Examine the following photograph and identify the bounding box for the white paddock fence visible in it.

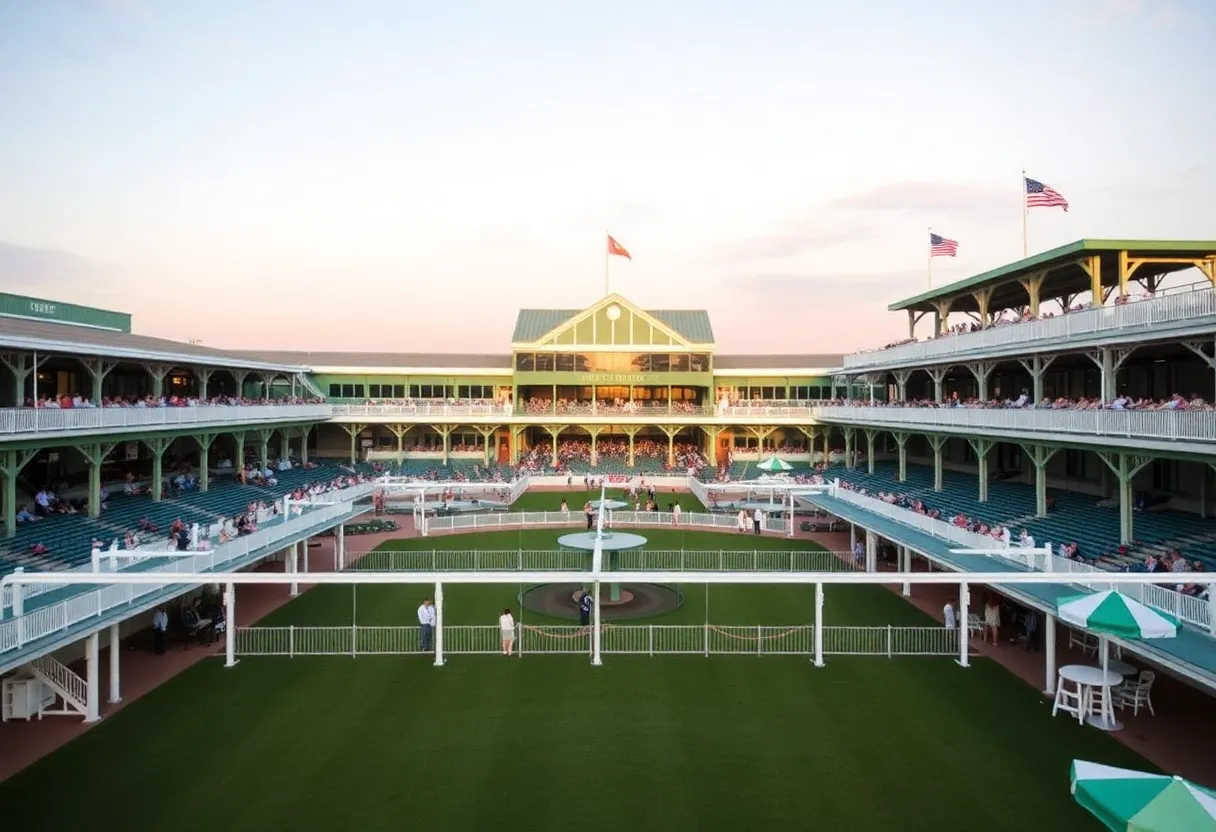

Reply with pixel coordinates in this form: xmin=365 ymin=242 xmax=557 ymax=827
xmin=347 ymin=548 xmax=855 ymax=572
xmin=234 ymin=624 xmax=965 ymax=659
xmin=422 ymin=509 xmax=801 ymax=536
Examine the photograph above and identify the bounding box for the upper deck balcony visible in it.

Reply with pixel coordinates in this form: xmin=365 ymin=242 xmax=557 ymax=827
xmin=0 ymin=403 xmax=333 ymax=441
xmin=811 ymin=404 xmax=1216 ymax=450
xmin=844 ymin=287 xmax=1216 ymax=372
xmin=844 ymin=240 xmax=1216 ymax=373
xmin=330 ymin=399 xmax=834 ymax=423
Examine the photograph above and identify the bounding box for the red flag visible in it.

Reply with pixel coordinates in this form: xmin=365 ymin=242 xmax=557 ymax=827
xmin=607 ymin=234 xmax=631 ymax=260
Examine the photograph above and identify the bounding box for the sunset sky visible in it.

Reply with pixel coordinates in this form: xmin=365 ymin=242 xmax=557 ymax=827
xmin=1 ymin=0 xmax=1213 ymax=354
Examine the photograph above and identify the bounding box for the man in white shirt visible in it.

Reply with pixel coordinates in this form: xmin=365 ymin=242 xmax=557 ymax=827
xmin=152 ymin=607 xmax=169 ymax=654
xmin=418 ymin=599 xmax=436 ymax=652
xmin=943 ymin=600 xmax=957 ymax=631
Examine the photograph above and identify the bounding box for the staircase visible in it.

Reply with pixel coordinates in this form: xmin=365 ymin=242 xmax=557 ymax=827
xmin=29 ymin=654 xmax=88 ymax=718
xmin=296 ymin=372 xmax=326 ymax=400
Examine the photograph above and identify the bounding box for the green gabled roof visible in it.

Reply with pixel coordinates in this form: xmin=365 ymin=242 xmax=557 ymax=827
xmin=890 ymin=239 xmax=1216 ymax=314
xmin=512 ymin=304 xmax=715 ymax=344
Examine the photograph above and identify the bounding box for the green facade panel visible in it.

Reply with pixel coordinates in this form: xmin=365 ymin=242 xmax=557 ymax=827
xmin=514 ymin=371 xmax=710 ymax=387
xmin=0 ymin=292 xmax=131 ymax=332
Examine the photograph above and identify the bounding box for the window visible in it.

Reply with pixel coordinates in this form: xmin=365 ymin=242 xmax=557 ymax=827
xmin=555 ymin=353 xmax=575 ymax=372
xmin=393 ymin=385 xmax=405 ymax=397
xmin=409 ymin=385 xmax=420 ymax=398
xmin=458 ymin=385 xmax=469 ymax=398
xmin=328 ymin=384 xmax=342 ymax=397
xmin=369 ymin=384 xmax=382 ymax=397
xmin=353 ymin=384 xmax=365 ymax=398
xmin=535 ymin=354 xmax=554 ymax=372
xmin=689 ymin=354 xmax=709 ymax=372
xmin=671 ymin=354 xmax=690 ymax=372
xmin=516 ymin=353 xmax=535 ymax=371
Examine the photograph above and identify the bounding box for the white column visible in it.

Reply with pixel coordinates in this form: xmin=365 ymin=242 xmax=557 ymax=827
xmin=812 ymin=582 xmax=824 ymax=667
xmin=433 ymin=581 xmax=445 ymax=667
xmin=591 ymin=580 xmax=602 ymax=666
xmin=901 ymin=546 xmax=911 ymax=596
xmin=224 ymin=581 xmax=238 ymax=668
xmin=289 ymin=541 xmax=299 ymax=596
xmin=849 ymin=523 xmax=856 ymax=551
xmin=336 ymin=524 xmax=346 ymax=570
xmin=107 ymin=623 xmax=121 ymax=704
xmin=865 ymin=529 xmax=877 ymax=573
xmin=12 ymin=569 xmax=24 ymax=645
xmin=302 ymin=537 xmax=310 ymax=574
xmin=1043 ymin=615 xmax=1057 ymax=695
xmin=85 ymin=632 xmax=100 ymax=722
xmin=956 ymin=582 xmax=970 ymax=669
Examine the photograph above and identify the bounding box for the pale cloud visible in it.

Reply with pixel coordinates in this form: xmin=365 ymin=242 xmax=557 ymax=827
xmin=715 ymin=222 xmax=879 ymax=263
xmin=0 ymin=242 xmax=126 ymax=308
xmin=821 ymin=182 xmax=1012 ymax=220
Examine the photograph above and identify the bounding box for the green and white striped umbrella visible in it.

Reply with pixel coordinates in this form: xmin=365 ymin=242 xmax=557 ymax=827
xmin=1056 ymin=590 xmax=1179 ymax=640
xmin=1071 ymin=760 xmax=1216 ymax=831
xmin=756 ymin=456 xmax=793 ymax=473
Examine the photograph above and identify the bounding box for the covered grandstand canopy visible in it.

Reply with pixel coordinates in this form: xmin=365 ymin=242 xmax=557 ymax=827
xmin=889 ymin=239 xmax=1216 ymax=317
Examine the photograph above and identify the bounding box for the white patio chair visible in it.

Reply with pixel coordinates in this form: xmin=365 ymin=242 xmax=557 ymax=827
xmin=1069 ymin=630 xmax=1098 ymax=656
xmin=1116 ymin=671 xmax=1156 ymax=716
xmin=1052 ymin=674 xmax=1085 ymax=724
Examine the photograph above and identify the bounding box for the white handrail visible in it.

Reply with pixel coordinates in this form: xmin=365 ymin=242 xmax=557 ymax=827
xmin=829 ymin=489 xmax=1212 ymax=630
xmin=0 ymin=496 xmax=369 ymax=656
xmin=843 ymin=288 xmax=1216 ymax=370
xmin=0 ymin=403 xmax=333 ymax=435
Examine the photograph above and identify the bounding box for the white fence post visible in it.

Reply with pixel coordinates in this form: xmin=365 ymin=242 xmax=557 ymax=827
xmin=813 ymin=582 xmax=824 ymax=667
xmin=434 ymin=581 xmax=445 ymax=667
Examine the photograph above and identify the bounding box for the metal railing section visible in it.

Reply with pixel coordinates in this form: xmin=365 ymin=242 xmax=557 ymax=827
xmin=347 ymin=548 xmax=853 ymax=572
xmin=812 ymin=405 xmax=1216 ymax=443
xmin=0 ymin=499 xmax=364 ymax=656
xmin=829 ymin=489 xmax=1213 ymax=632
xmin=422 ymin=510 xmax=790 ymax=535
xmin=0 ymin=403 xmax=333 ymax=435
xmin=234 ymin=624 xmax=962 ymax=657
xmin=843 ymin=287 xmax=1216 ymax=370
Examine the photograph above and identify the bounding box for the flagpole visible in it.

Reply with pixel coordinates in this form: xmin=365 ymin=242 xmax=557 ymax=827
xmin=1021 ymin=169 xmax=1028 ymax=259
xmin=604 ymin=229 xmax=610 ymax=295
xmin=927 ymin=226 xmax=933 ymax=289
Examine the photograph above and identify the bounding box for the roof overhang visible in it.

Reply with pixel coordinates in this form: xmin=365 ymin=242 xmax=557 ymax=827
xmin=309 ymin=365 xmax=515 ymax=376
xmin=714 ymin=367 xmax=839 ymax=377
xmin=0 ymin=333 xmax=308 ymax=373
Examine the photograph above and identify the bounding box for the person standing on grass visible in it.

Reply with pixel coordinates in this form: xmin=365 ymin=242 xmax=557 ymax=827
xmin=499 ymin=607 xmax=516 ymax=656
xmin=672 ymin=503 xmax=682 ymax=526
xmin=578 ymin=590 xmax=592 ymax=626
xmin=753 ymin=507 xmax=764 ymax=535
xmin=737 ymin=509 xmax=748 ymax=533
xmin=584 ymin=501 xmax=594 ymax=530
xmin=418 ymin=598 xmax=436 ymax=652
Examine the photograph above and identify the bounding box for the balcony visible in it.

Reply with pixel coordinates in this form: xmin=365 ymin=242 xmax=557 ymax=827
xmin=843 ymin=287 xmax=1216 ymax=371
xmin=0 ymin=404 xmax=334 ymax=440
xmin=812 ymin=405 xmax=1216 ymax=445
xmin=332 ymin=400 xmax=833 ymax=422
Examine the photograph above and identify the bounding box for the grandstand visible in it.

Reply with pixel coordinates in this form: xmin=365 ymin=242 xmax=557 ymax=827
xmin=6 ymin=247 xmax=1216 ymax=827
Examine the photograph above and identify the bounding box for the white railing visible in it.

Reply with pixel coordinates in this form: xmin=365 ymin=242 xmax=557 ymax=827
xmin=0 ymin=403 xmax=333 ymax=436
xmin=347 ymin=548 xmax=853 ymax=572
xmin=1 ymin=481 xmax=379 ymax=611
xmin=234 ymin=624 xmax=962 ymax=657
xmin=828 ymin=488 xmax=1214 ymax=631
xmin=812 ymin=405 xmax=1216 ymax=443
xmin=422 ymin=509 xmax=793 ymax=535
xmin=843 ymin=287 xmax=1216 ymax=370
xmin=0 ymin=499 xmax=365 ymax=657
xmin=332 ymin=402 xmax=515 ymax=419
xmin=30 ymin=654 xmax=87 ymax=707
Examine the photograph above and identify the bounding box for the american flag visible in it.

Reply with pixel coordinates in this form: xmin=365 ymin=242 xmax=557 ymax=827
xmin=1025 ymin=177 xmax=1069 ymax=211
xmin=929 ymin=233 xmax=958 ymax=257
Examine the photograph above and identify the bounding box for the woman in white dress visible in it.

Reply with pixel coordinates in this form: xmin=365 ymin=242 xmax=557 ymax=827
xmin=499 ymin=607 xmax=516 ymax=656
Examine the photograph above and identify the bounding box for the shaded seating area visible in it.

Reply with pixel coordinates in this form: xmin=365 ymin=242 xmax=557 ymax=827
xmin=826 ymin=461 xmax=1216 ymax=574
xmin=1 ymin=460 xmax=357 ymax=575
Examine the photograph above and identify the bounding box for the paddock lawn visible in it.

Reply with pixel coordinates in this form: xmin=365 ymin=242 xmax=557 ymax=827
xmin=0 ymin=525 xmax=1147 ymax=831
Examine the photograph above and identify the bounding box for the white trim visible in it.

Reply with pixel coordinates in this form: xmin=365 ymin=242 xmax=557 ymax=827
xmin=713 ymin=367 xmax=837 ymax=377
xmin=0 ymin=312 xmax=125 ymax=332
xmin=512 ymin=344 xmax=711 ymax=353
xmin=310 ymin=365 xmax=514 ymax=376
xmin=520 ymin=294 xmax=701 ymax=350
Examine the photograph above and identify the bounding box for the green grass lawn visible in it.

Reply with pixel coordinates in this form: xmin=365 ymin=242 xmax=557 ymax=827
xmin=0 ymin=527 xmax=1146 ymax=832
